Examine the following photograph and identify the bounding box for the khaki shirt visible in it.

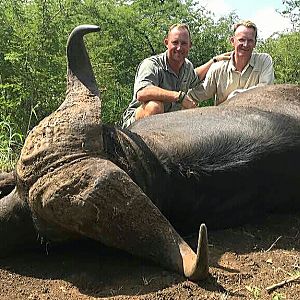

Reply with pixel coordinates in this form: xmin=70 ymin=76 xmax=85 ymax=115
xmin=188 ymin=52 xmax=274 ymax=105
xmin=122 ymin=51 xmax=200 ymax=128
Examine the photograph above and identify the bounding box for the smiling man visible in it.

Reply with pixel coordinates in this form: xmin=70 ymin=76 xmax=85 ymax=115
xmin=188 ymin=20 xmax=274 ymax=105
xmin=122 ymin=23 xmax=230 ymax=128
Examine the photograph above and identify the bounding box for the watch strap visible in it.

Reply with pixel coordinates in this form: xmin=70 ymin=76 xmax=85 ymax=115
xmin=177 ymin=91 xmax=186 ymax=104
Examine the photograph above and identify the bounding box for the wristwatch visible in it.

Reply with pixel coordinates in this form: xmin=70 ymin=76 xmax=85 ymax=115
xmin=212 ymin=57 xmax=218 ymax=63
xmin=177 ymin=91 xmax=186 ymax=104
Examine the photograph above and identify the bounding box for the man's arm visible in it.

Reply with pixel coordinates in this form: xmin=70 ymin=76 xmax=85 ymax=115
xmin=188 ymin=64 xmax=219 ymax=102
xmin=137 ymin=86 xmax=178 ymax=103
xmin=257 ymin=53 xmax=274 ymax=85
xmin=137 ymin=86 xmax=197 ymax=109
xmin=195 ymin=52 xmax=231 ymax=80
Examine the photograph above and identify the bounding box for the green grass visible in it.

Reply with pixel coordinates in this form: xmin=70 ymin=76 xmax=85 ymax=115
xmin=0 ymin=121 xmax=23 ymax=171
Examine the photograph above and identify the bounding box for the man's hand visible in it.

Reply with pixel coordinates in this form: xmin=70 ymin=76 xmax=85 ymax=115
xmin=181 ymin=94 xmax=197 ymax=109
xmin=213 ymin=51 xmax=232 ymax=62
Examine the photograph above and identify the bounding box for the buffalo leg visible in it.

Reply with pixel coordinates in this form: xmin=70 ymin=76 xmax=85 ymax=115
xmin=0 ymin=189 xmax=38 ymax=256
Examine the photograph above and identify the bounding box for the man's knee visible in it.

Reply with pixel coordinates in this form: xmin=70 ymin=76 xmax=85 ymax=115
xmin=145 ymin=101 xmax=164 ymax=115
xmin=136 ymin=101 xmax=164 ymax=120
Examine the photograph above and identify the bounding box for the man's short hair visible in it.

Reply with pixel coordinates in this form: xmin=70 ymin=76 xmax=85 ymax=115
xmin=167 ymin=23 xmax=191 ymax=40
xmin=233 ymin=20 xmax=258 ymax=40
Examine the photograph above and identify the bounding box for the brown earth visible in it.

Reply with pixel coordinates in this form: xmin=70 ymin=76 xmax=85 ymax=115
xmin=0 ymin=212 xmax=299 ymax=300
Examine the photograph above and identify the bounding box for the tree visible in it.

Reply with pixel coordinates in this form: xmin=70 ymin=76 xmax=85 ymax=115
xmin=258 ymin=31 xmax=300 ymax=84
xmin=282 ymin=0 xmax=300 ymax=30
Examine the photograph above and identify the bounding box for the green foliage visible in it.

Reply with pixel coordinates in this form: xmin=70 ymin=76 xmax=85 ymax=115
xmin=257 ymin=0 xmax=300 ymax=84
xmin=0 ymin=121 xmax=23 ymax=171
xmin=281 ymin=0 xmax=300 ymax=29
xmin=272 ymin=292 xmax=286 ymax=300
xmin=0 ymin=0 xmax=69 ymax=133
xmin=258 ymin=31 xmax=300 ymax=84
xmin=190 ymin=12 xmax=237 ymax=65
xmin=245 ymin=285 xmax=261 ymax=299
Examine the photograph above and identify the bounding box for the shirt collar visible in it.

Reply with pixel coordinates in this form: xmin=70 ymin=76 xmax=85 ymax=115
xmin=249 ymin=53 xmax=255 ymax=67
xmin=229 ymin=52 xmax=255 ymax=72
xmin=229 ymin=52 xmax=236 ymax=71
xmin=163 ymin=50 xmax=186 ymax=76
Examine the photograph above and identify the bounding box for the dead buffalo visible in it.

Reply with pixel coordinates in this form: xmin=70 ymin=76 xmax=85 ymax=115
xmin=0 ymin=25 xmax=299 ymax=281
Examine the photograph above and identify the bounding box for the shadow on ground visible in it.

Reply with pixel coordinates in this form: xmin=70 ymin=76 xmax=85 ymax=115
xmin=0 ymin=212 xmax=299 ymax=299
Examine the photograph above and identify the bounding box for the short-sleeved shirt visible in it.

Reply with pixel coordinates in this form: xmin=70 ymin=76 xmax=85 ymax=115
xmin=188 ymin=52 xmax=274 ymax=105
xmin=122 ymin=51 xmax=200 ymax=128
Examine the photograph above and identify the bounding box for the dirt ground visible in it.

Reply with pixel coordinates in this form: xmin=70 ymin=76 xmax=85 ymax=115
xmin=0 ymin=212 xmax=299 ymax=300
